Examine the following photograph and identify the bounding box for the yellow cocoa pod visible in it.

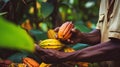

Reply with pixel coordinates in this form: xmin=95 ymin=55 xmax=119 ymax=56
xmin=58 ymin=22 xmax=74 ymax=40
xmin=39 ymin=39 xmax=64 ymax=50
xmin=47 ymin=29 xmax=57 ymax=39
xmin=22 ymin=57 xmax=39 ymax=67
xmin=39 ymin=62 xmax=51 ymax=67
xmin=77 ymin=62 xmax=89 ymax=67
xmin=10 ymin=63 xmax=27 ymax=67
xmin=64 ymin=47 xmax=75 ymax=52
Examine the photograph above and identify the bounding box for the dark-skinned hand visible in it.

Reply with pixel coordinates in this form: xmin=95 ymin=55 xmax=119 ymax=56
xmin=34 ymin=45 xmax=72 ymax=64
xmin=54 ymin=26 xmax=84 ymax=44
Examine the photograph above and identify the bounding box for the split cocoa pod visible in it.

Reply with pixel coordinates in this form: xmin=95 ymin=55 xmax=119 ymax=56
xmin=22 ymin=57 xmax=39 ymax=67
xmin=58 ymin=21 xmax=74 ymax=40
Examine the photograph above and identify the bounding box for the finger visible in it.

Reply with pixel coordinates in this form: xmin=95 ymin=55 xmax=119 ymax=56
xmin=55 ymin=33 xmax=59 ymax=39
xmin=41 ymin=56 xmax=46 ymax=61
xmin=71 ymin=28 xmax=76 ymax=33
xmin=35 ymin=45 xmax=47 ymax=54
xmin=71 ymin=28 xmax=80 ymax=33
xmin=67 ymin=39 xmax=70 ymax=42
xmin=35 ymin=45 xmax=43 ymax=51
xmin=54 ymin=27 xmax=60 ymax=32
xmin=70 ymin=41 xmax=74 ymax=44
xmin=67 ymin=39 xmax=74 ymax=44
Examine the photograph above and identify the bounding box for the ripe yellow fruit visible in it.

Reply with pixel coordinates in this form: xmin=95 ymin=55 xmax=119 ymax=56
xmin=64 ymin=47 xmax=75 ymax=52
xmin=39 ymin=39 xmax=64 ymax=50
xmin=39 ymin=62 xmax=51 ymax=67
xmin=47 ymin=29 xmax=57 ymax=39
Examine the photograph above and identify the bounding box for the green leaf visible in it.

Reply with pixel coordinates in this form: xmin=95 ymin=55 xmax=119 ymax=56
xmin=72 ymin=43 xmax=89 ymax=50
xmin=0 ymin=17 xmax=35 ymax=52
xmin=8 ymin=52 xmax=28 ymax=63
xmin=41 ymin=2 xmax=54 ymax=18
xmin=39 ymin=22 xmax=48 ymax=32
xmin=8 ymin=51 xmax=42 ymax=63
xmin=74 ymin=21 xmax=91 ymax=32
xmin=29 ymin=29 xmax=48 ymax=41
xmin=38 ymin=0 xmax=47 ymax=3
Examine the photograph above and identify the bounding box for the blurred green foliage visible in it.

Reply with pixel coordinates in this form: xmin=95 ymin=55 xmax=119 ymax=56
xmin=0 ymin=17 xmax=35 ymax=52
xmin=0 ymin=1 xmax=101 ymax=66
xmin=0 ymin=0 xmax=100 ymax=50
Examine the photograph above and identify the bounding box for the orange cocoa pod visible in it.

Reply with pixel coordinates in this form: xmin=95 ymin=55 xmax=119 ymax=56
xmin=58 ymin=22 xmax=74 ymax=40
xmin=23 ymin=57 xmax=39 ymax=67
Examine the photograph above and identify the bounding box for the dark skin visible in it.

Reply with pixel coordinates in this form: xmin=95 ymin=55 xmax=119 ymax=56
xmin=34 ymin=28 xmax=120 ymax=64
xmin=66 ymin=29 xmax=101 ymax=45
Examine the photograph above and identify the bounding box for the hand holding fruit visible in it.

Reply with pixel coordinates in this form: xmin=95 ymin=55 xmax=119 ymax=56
xmin=66 ymin=28 xmax=84 ymax=44
xmin=35 ymin=45 xmax=71 ymax=63
xmin=34 ymin=21 xmax=85 ymax=64
xmin=56 ymin=21 xmax=84 ymax=44
xmin=57 ymin=21 xmax=74 ymax=40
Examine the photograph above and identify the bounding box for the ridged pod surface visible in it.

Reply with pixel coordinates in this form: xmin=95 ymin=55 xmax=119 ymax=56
xmin=58 ymin=22 xmax=74 ymax=40
xmin=64 ymin=47 xmax=75 ymax=52
xmin=39 ymin=39 xmax=64 ymax=50
xmin=47 ymin=29 xmax=57 ymax=39
xmin=9 ymin=63 xmax=27 ymax=67
xmin=39 ymin=62 xmax=51 ymax=67
xmin=22 ymin=57 xmax=39 ymax=67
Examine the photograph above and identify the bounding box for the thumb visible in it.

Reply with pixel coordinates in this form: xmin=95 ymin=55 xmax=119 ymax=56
xmin=35 ymin=44 xmax=46 ymax=54
xmin=54 ymin=27 xmax=60 ymax=32
xmin=71 ymin=28 xmax=81 ymax=33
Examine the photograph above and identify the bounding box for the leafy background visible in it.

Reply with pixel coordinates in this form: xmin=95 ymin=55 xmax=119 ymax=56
xmin=0 ymin=0 xmax=100 ymax=66
xmin=0 ymin=0 xmax=100 ymax=51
